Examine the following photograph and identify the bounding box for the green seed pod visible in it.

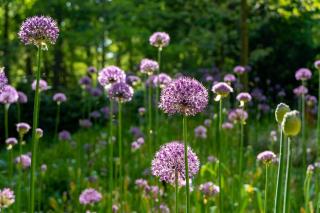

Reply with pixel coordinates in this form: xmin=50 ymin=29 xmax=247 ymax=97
xmin=282 ymin=110 xmax=301 ymax=137
xmin=275 ymin=103 xmax=290 ymax=124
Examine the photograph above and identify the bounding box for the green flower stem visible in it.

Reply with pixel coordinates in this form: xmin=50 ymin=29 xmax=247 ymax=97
xmin=118 ymin=102 xmax=123 ymax=208
xmin=54 ymin=103 xmax=61 ymax=141
xmin=274 ymin=129 xmax=285 ymax=213
xmin=148 ymin=82 xmax=153 ymax=156
xmin=16 ymin=134 xmax=23 ymax=213
xmin=108 ymin=100 xmax=114 ymax=212
xmin=155 ymin=48 xmax=161 ymax=146
xmin=217 ymin=99 xmax=223 ymax=212
xmin=4 ymin=104 xmax=9 ymax=139
xmin=29 ymin=47 xmax=42 ymax=213
xmin=238 ymin=122 xmax=244 ymax=210
xmin=318 ymin=71 xmax=320 ymax=157
xmin=17 ymin=103 xmax=21 ymax=123
xmin=183 ymin=115 xmax=190 ymax=213
xmin=175 ymin=170 xmax=179 ymax=213
xmin=304 ymin=171 xmax=312 ymax=213
xmin=301 ymin=81 xmax=306 ymax=170
xmin=283 ymin=137 xmax=292 ymax=213
xmin=264 ymin=165 xmax=269 ymax=213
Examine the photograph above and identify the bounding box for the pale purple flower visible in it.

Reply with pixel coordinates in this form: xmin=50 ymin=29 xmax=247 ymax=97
xmin=293 ymin=85 xmax=308 ymax=96
xmin=222 ymin=122 xmax=234 ymax=130
xmin=236 ymin=92 xmax=252 ymax=106
xmin=257 ymin=151 xmax=277 ymax=164
xmin=5 ymin=138 xmax=17 ymax=150
xmin=137 ymin=137 xmax=145 ymax=145
xmin=16 ymin=122 xmax=31 ymax=135
xmin=41 ymin=164 xmax=47 ymax=173
xmin=53 ymin=93 xmax=67 ymax=103
xmin=108 ymin=82 xmax=134 ymax=103
xmin=306 ymin=95 xmax=317 ymax=107
xmin=270 ymin=130 xmax=277 ymax=142
xmin=140 ymin=59 xmax=159 ymax=75
xmin=146 ymin=75 xmax=157 ymax=88
xmin=79 ymin=188 xmax=102 ymax=205
xmin=32 ymin=79 xmax=48 ymax=91
xmin=158 ymin=204 xmax=170 ymax=213
xmin=90 ymin=87 xmax=103 ymax=97
xmin=126 ymin=75 xmax=141 ymax=87
xmin=18 ymin=16 xmax=59 ymax=47
xmin=0 ymin=68 xmax=8 ymax=93
xmin=130 ymin=127 xmax=143 ymax=138
xmin=194 ymin=125 xmax=207 ymax=139
xmin=149 ymin=32 xmax=170 ymax=49
xmin=138 ymin=107 xmax=146 ymax=116
xmin=17 ymin=91 xmax=28 ymax=103
xmin=233 ymin=65 xmax=246 ymax=75
xmin=151 ymin=141 xmax=200 ymax=185
xmin=199 ymin=182 xmax=220 ymax=197
xmin=314 ymin=60 xmax=320 ymax=69
xmin=258 ymin=103 xmax=270 ymax=113
xmin=159 ymin=77 xmax=208 ymax=116
xmin=100 ymin=107 xmax=110 ymax=119
xmin=295 ymin=68 xmax=312 ymax=81
xmin=207 ymin=155 xmax=218 ymax=163
xmin=79 ymin=76 xmax=92 ymax=87
xmin=145 ymin=185 xmax=162 ymax=201
xmin=0 ymin=85 xmax=18 ymax=104
xmin=36 ymin=128 xmax=43 ymax=138
xmin=211 ymin=82 xmax=233 ymax=100
xmin=90 ymin=111 xmax=101 ymax=119
xmin=59 ymin=130 xmax=71 ymax=141
xmin=135 ymin=178 xmax=148 ymax=189
xmin=98 ymin=66 xmax=126 ymax=88
xmin=228 ymin=108 xmax=248 ymax=124
xmin=204 ymin=119 xmax=211 ymax=127
xmin=224 ymin=74 xmax=236 ymax=83
xmin=112 ymin=204 xmax=119 ymax=212
xmin=87 ymin=66 xmax=97 ymax=74
xmin=307 ymin=164 xmax=315 ymax=175
xmin=79 ymin=119 xmax=92 ymax=128
xmin=0 ymin=188 xmax=15 ymax=208
xmin=15 ymin=154 xmax=31 ymax=169
xmin=153 ymin=73 xmax=172 ymax=88
xmin=131 ymin=142 xmax=140 ymax=151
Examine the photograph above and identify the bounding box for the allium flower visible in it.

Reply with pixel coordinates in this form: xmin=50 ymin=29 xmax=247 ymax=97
xmin=149 ymin=32 xmax=170 ymax=49
xmin=0 ymin=85 xmax=18 ymax=104
xmin=0 ymin=188 xmax=15 ymax=208
xmin=32 ymin=79 xmax=48 ymax=91
xmin=79 ymin=76 xmax=92 ymax=87
xmin=228 ymin=108 xmax=248 ymax=124
xmin=108 ymin=82 xmax=134 ymax=103
xmin=87 ymin=66 xmax=97 ymax=74
xmin=158 ymin=204 xmax=170 ymax=213
xmin=126 ymin=75 xmax=141 ymax=87
xmin=257 ymin=151 xmax=277 ymax=164
xmin=224 ymin=74 xmax=236 ymax=83
xmin=59 ymin=130 xmax=71 ymax=141
xmin=18 ymin=16 xmax=59 ymax=48
xmin=270 ymin=130 xmax=277 ymax=142
xmin=90 ymin=87 xmax=103 ymax=97
xmin=207 ymin=155 xmax=218 ymax=163
xmin=194 ymin=125 xmax=207 ymax=139
xmin=138 ymin=107 xmax=146 ymax=116
xmin=41 ymin=164 xmax=47 ymax=173
xmin=90 ymin=111 xmax=101 ymax=119
xmin=199 ymin=182 xmax=220 ymax=197
xmin=0 ymin=68 xmax=8 ymax=93
xmin=295 ymin=68 xmax=312 ymax=81
xmin=16 ymin=122 xmax=31 ymax=135
xmin=211 ymin=82 xmax=233 ymax=101
xmin=100 ymin=107 xmax=110 ymax=119
xmin=236 ymin=92 xmax=252 ymax=107
xmin=15 ymin=154 xmax=31 ymax=169
xmin=79 ymin=119 xmax=92 ymax=128
xmin=79 ymin=188 xmax=102 ymax=205
xmin=275 ymin=103 xmax=290 ymax=124
xmin=17 ymin=91 xmax=28 ymax=103
xmin=135 ymin=179 xmax=149 ymax=189
xmin=306 ymin=95 xmax=317 ymax=107
xmin=36 ymin=128 xmax=43 ymax=138
xmin=222 ymin=122 xmax=234 ymax=130
xmin=140 ymin=59 xmax=159 ymax=75
xmin=130 ymin=127 xmax=143 ymax=139
xmin=146 ymin=75 xmax=157 ymax=88
xmin=131 ymin=141 xmax=140 ymax=151
xmin=145 ymin=185 xmax=162 ymax=201
xmin=159 ymin=77 xmax=208 ymax=116
xmin=307 ymin=164 xmax=315 ymax=175
xmin=153 ymin=73 xmax=172 ymax=88
xmin=282 ymin=110 xmax=301 ymax=137
xmin=204 ymin=119 xmax=211 ymax=127
xmin=233 ymin=65 xmax=246 ymax=75
xmin=112 ymin=204 xmax=119 ymax=212
xmin=137 ymin=137 xmax=145 ymax=145
xmin=6 ymin=138 xmax=18 ymax=150
xmin=314 ymin=60 xmax=320 ymax=70
xmin=53 ymin=93 xmax=67 ymax=103
xmin=98 ymin=66 xmax=126 ymax=88
xmin=293 ymin=85 xmax=308 ymax=96
xmin=151 ymin=142 xmax=200 ymax=185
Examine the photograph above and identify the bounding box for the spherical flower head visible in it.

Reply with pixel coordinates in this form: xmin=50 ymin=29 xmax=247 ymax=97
xmin=16 ymin=122 xmax=31 ymax=135
xmin=15 ymin=154 xmax=31 ymax=169
xmin=306 ymin=95 xmax=317 ymax=107
xmin=233 ymin=65 xmax=246 ymax=75
xmin=126 ymin=75 xmax=141 ymax=87
xmin=151 ymin=141 xmax=200 ymax=185
xmin=282 ymin=110 xmax=301 ymax=137
xmin=153 ymin=73 xmax=172 ymax=88
xmin=41 ymin=164 xmax=47 ymax=173
xmin=275 ymin=103 xmax=290 ymax=124
xmin=35 ymin=128 xmax=43 ymax=139
xmin=17 ymin=91 xmax=28 ymax=103
xmin=59 ymin=130 xmax=71 ymax=141
xmin=138 ymin=107 xmax=146 ymax=116
xmin=158 ymin=204 xmax=170 ymax=213
xmin=159 ymin=77 xmax=208 ymax=116
xmin=79 ymin=188 xmax=102 ymax=205
xmin=222 ymin=122 xmax=234 ymax=130
xmin=131 ymin=142 xmax=140 ymax=151
xmin=53 ymin=93 xmax=67 ymax=103
xmin=135 ymin=178 xmax=149 ymax=189
xmin=112 ymin=204 xmax=119 ymax=212
xmin=228 ymin=108 xmax=248 ymax=124
xmin=79 ymin=76 xmax=92 ymax=87
xmin=307 ymin=164 xmax=315 ymax=175
xmin=236 ymin=92 xmax=252 ymax=107
xmin=90 ymin=87 xmax=103 ymax=97
xmin=194 ymin=125 xmax=207 ymax=139
xmin=5 ymin=138 xmax=18 ymax=150
xmin=149 ymin=32 xmax=170 ymax=49
xmin=0 ymin=67 xmax=8 ymax=93
xmin=79 ymin=119 xmax=92 ymax=128
xmin=18 ymin=16 xmax=59 ymax=49
xmin=87 ymin=66 xmax=97 ymax=74
xmin=204 ymin=119 xmax=211 ymax=127
xmin=137 ymin=137 xmax=145 ymax=145
xmin=211 ymin=82 xmax=233 ymax=101
xmin=314 ymin=60 xmax=320 ymax=70
xmin=0 ymin=85 xmax=18 ymax=104
xmin=108 ymin=82 xmax=134 ymax=103
xmin=257 ymin=151 xmax=277 ymax=165
xmin=295 ymin=68 xmax=312 ymax=81
xmin=98 ymin=66 xmax=126 ymax=88
xmin=224 ymin=74 xmax=236 ymax=83
xmin=90 ymin=111 xmax=101 ymax=119
xmin=140 ymin=59 xmax=159 ymax=75
xmin=293 ymin=85 xmax=308 ymax=97
xmin=0 ymin=188 xmax=15 ymax=208
xmin=199 ymin=182 xmax=220 ymax=197
xmin=32 ymin=79 xmax=48 ymax=92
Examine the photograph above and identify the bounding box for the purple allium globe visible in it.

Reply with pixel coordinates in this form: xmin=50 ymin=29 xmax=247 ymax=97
xmin=5 ymin=138 xmax=18 ymax=150
xmin=135 ymin=178 xmax=149 ymax=189
xmin=233 ymin=65 xmax=246 ymax=75
xmin=295 ymin=68 xmax=312 ymax=81
xmin=0 ymin=85 xmax=18 ymax=104
xmin=293 ymin=85 xmax=308 ymax=96
xmin=126 ymin=75 xmax=141 ymax=87
xmin=236 ymin=92 xmax=252 ymax=107
xmin=87 ymin=66 xmax=97 ymax=74
xmin=90 ymin=111 xmax=101 ymax=119
xmin=140 ymin=59 xmax=159 ymax=76
xmin=222 ymin=122 xmax=234 ymax=130
xmin=159 ymin=77 xmax=208 ymax=116
xmin=138 ymin=107 xmax=146 ymax=116
xmin=17 ymin=91 xmax=28 ymax=103
xmin=53 ymin=93 xmax=67 ymax=103
xmin=108 ymin=82 xmax=134 ymax=103
xmin=257 ymin=151 xmax=277 ymax=165
xmin=32 ymin=79 xmax=48 ymax=91
xmin=79 ymin=119 xmax=92 ymax=128
xmin=224 ymin=74 xmax=236 ymax=83
xmin=153 ymin=73 xmax=172 ymax=88
xmin=0 ymin=188 xmax=15 ymax=208
xmin=151 ymin=142 xmax=200 ymax=185
xmin=79 ymin=76 xmax=92 ymax=87
xmin=15 ymin=154 xmax=31 ymax=169
xmin=306 ymin=95 xmax=317 ymax=107
xmin=58 ymin=130 xmax=71 ymax=141
xmin=212 ymin=82 xmax=234 ymax=101
xmin=314 ymin=60 xmax=320 ymax=70
xmin=0 ymin=68 xmax=8 ymax=93
xmin=199 ymin=182 xmax=220 ymax=197
xmin=79 ymin=188 xmax=102 ymax=205
xmin=98 ymin=66 xmax=126 ymax=88
xmin=194 ymin=125 xmax=207 ymax=139
xmin=149 ymin=32 xmax=170 ymax=49
xmin=35 ymin=128 xmax=43 ymax=138
xmin=18 ymin=16 xmax=59 ymax=48
xmin=41 ymin=164 xmax=47 ymax=173
xmin=228 ymin=108 xmax=248 ymax=124
xmin=16 ymin=122 xmax=31 ymax=135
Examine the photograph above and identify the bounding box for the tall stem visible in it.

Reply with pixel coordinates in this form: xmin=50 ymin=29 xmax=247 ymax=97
xmin=148 ymin=83 xmax=153 ymax=156
xmin=274 ymin=129 xmax=285 ymax=213
xmin=217 ymin=99 xmax=223 ymax=212
xmin=54 ymin=104 xmax=60 ymax=141
xmin=175 ymin=170 xmax=179 ymax=213
xmin=155 ymin=48 xmax=161 ymax=146
xmin=301 ymin=83 xmax=306 ymax=170
xmin=118 ymin=102 xmax=123 ymax=208
xmin=238 ymin=122 xmax=244 ymax=210
xmin=304 ymin=171 xmax=312 ymax=213
xmin=17 ymin=103 xmax=21 ymax=123
xmin=4 ymin=104 xmax=12 ymax=180
xmin=4 ymin=104 xmax=9 ymax=139
xmin=29 ymin=47 xmax=42 ymax=213
xmin=16 ymin=134 xmax=23 ymax=213
xmin=183 ymin=116 xmax=190 ymax=213
xmin=264 ymin=165 xmax=269 ymax=213
xmin=283 ymin=137 xmax=292 ymax=213
xmin=318 ymin=71 xmax=320 ymax=157
xmin=108 ymin=101 xmax=114 ymax=212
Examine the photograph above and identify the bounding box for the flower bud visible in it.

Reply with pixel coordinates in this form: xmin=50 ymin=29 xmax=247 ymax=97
xmin=36 ymin=128 xmax=43 ymax=139
xmin=275 ymin=103 xmax=290 ymax=124
xmin=282 ymin=110 xmax=301 ymax=137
